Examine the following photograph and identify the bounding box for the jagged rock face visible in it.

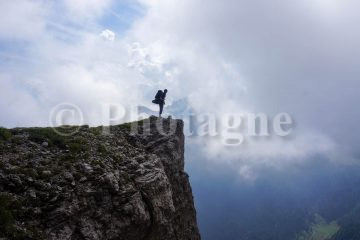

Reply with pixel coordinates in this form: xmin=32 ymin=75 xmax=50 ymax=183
xmin=0 ymin=117 xmax=201 ymax=240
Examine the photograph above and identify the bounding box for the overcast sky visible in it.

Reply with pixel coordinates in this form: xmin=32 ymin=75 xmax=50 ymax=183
xmin=1 ymin=0 xmax=360 ymax=178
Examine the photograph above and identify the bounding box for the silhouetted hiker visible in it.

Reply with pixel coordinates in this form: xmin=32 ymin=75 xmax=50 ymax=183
xmin=152 ymin=89 xmax=167 ymax=117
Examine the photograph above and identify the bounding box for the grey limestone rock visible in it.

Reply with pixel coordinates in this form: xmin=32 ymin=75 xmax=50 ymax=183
xmin=0 ymin=116 xmax=200 ymax=240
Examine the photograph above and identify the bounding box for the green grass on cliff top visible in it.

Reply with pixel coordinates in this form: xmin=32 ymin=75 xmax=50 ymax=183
xmin=297 ymin=214 xmax=340 ymax=240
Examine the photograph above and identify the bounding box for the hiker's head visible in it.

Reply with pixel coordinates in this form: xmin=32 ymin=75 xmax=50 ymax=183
xmin=164 ymin=89 xmax=168 ymax=93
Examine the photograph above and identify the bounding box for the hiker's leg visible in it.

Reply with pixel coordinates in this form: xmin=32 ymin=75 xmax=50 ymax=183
xmin=159 ymin=103 xmax=164 ymax=116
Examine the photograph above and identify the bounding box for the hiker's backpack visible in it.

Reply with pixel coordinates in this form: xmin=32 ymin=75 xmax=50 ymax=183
xmin=155 ymin=90 xmax=163 ymax=100
xmin=152 ymin=90 xmax=163 ymax=104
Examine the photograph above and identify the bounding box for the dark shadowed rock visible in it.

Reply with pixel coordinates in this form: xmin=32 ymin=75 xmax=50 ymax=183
xmin=0 ymin=117 xmax=201 ymax=240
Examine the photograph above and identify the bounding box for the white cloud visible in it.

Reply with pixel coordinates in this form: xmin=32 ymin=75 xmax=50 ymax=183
xmin=126 ymin=0 xmax=360 ymax=174
xmin=100 ymin=29 xmax=116 ymax=41
xmin=0 ymin=0 xmax=46 ymax=40
xmin=62 ymin=0 xmax=113 ymax=21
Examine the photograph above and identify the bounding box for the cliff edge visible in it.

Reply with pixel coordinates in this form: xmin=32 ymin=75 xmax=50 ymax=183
xmin=0 ymin=116 xmax=201 ymax=240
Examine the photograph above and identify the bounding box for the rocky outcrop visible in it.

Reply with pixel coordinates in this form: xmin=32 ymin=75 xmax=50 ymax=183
xmin=0 ymin=116 xmax=200 ymax=240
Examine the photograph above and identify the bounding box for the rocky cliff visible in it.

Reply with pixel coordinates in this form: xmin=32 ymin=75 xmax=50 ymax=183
xmin=0 ymin=116 xmax=201 ymax=240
